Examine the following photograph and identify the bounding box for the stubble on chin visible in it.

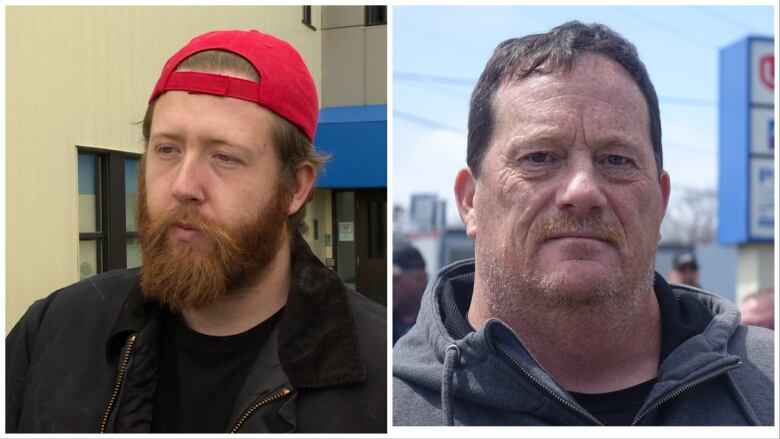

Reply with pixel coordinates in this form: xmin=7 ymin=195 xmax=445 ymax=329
xmin=476 ymin=232 xmax=656 ymax=330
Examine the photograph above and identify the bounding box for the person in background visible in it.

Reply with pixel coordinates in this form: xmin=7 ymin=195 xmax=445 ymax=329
xmin=740 ymin=289 xmax=775 ymax=330
xmin=393 ymin=243 xmax=427 ymax=345
xmin=667 ymin=250 xmax=701 ymax=288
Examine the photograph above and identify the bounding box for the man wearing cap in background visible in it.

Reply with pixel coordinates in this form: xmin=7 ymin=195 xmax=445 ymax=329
xmin=667 ymin=250 xmax=701 ymax=289
xmin=6 ymin=30 xmax=385 ymax=433
xmin=393 ymin=243 xmax=427 ymax=345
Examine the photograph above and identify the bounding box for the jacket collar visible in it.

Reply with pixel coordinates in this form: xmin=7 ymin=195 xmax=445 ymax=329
xmin=106 ymin=234 xmax=366 ymax=389
xmin=653 ymin=273 xmax=715 ymax=362
xmin=105 ymin=270 xmax=156 ymax=360
xmin=276 ymin=234 xmax=366 ymax=388
xmin=435 ymin=263 xmax=716 ymax=361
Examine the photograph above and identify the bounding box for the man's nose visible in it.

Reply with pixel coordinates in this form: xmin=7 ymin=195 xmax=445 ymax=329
xmin=171 ymin=156 xmax=206 ymax=205
xmin=554 ymin=157 xmax=607 ymax=215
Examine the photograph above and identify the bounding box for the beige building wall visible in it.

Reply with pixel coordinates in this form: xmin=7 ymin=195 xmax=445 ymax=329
xmin=321 ymin=6 xmax=387 ymax=107
xmin=5 ymin=6 xmax=323 ymax=332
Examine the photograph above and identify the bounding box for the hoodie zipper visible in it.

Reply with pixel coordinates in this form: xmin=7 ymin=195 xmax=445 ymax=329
xmin=495 ymin=343 xmax=603 ymax=426
xmin=228 ymin=386 xmax=292 ymax=433
xmin=99 ymin=334 xmax=137 ymax=433
xmin=631 ymin=361 xmax=742 ymax=426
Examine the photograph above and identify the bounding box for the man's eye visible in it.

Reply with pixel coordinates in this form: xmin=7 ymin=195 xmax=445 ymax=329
xmin=155 ymin=145 xmax=180 ymax=157
xmin=605 ymin=155 xmax=629 ymax=166
xmin=528 ymin=152 xmax=554 ymax=163
xmin=216 ymin=154 xmax=234 ymax=162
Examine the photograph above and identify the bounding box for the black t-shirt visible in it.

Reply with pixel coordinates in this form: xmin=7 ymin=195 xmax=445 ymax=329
xmin=152 ymin=307 xmax=284 ymax=433
xmin=570 ymin=379 xmax=657 ymax=426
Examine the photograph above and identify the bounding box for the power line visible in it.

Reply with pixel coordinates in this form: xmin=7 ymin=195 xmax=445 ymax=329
xmin=394 ymin=71 xmax=474 ymax=87
xmin=395 ymin=71 xmax=718 ymax=107
xmin=614 ymin=8 xmax=719 ymax=49
xmin=689 ymin=6 xmax=753 ymax=33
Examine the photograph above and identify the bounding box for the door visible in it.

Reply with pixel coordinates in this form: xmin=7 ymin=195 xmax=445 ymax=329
xmin=355 ymin=190 xmax=386 ymax=305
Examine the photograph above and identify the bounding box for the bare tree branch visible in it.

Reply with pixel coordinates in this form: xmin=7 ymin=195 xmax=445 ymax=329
xmin=660 ymin=186 xmax=718 ymax=245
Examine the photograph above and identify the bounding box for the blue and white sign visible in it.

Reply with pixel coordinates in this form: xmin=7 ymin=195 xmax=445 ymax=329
xmin=750 ymin=108 xmax=774 ymax=155
xmin=751 ymin=39 xmax=774 ymax=105
xmin=718 ymin=36 xmax=775 ymax=244
xmin=749 ymin=159 xmax=774 ymax=239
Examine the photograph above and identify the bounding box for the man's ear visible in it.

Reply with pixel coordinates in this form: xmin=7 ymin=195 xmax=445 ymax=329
xmin=659 ymin=171 xmax=671 ymax=214
xmin=288 ymin=162 xmax=316 ymax=215
xmin=454 ymin=167 xmax=478 ymax=239
xmin=657 ymin=170 xmax=671 ymax=242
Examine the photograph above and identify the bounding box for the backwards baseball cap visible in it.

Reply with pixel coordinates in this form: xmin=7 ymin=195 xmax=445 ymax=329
xmin=672 ymin=251 xmax=698 ymax=270
xmin=149 ymin=29 xmax=319 ymax=142
xmin=393 ymin=244 xmax=426 ymax=277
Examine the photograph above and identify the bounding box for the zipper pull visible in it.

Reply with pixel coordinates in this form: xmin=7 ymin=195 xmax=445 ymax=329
xmin=99 ymin=334 xmax=138 ymax=433
xmin=229 ymin=386 xmax=292 ymax=433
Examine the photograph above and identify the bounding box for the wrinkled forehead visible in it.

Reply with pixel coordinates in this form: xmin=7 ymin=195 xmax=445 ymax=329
xmin=496 ymin=54 xmax=649 ymax=119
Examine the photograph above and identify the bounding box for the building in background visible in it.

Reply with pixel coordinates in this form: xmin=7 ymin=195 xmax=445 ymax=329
xmin=5 ymin=5 xmax=387 ymax=332
xmin=310 ymin=5 xmax=387 ymax=305
xmin=409 ymin=194 xmax=444 ymax=233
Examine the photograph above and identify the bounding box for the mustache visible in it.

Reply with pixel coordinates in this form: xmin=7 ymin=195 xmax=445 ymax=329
xmin=141 ymin=207 xmax=239 ymax=252
xmin=535 ymin=214 xmax=622 ymax=246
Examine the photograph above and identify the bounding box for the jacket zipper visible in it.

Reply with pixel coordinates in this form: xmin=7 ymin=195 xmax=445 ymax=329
xmin=99 ymin=334 xmax=137 ymax=433
xmin=495 ymin=343 xmax=603 ymax=426
xmin=228 ymin=386 xmax=292 ymax=433
xmin=631 ymin=361 xmax=742 ymax=426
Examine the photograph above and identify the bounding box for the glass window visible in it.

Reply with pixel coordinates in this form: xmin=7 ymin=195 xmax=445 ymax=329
xmin=302 ymin=5 xmax=315 ymax=30
xmin=125 ymin=157 xmax=141 ymax=269
xmin=78 ymin=153 xmax=101 ymax=233
xmin=78 ymin=240 xmax=100 ymax=280
xmin=126 ymin=237 xmax=142 ymax=269
xmin=125 ymin=158 xmax=139 ymax=232
xmin=365 ymin=6 xmax=386 ymax=26
xmin=77 ymin=148 xmax=141 ymax=277
xmin=368 ymin=201 xmax=386 ymax=258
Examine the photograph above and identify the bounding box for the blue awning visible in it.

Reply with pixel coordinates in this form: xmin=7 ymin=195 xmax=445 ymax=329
xmin=314 ymin=104 xmax=387 ymax=189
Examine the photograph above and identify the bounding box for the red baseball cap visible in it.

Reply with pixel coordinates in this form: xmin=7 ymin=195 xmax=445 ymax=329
xmin=149 ymin=29 xmax=319 ymax=142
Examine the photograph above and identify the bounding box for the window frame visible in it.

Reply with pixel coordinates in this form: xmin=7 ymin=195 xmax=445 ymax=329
xmin=77 ymin=147 xmax=141 ymax=275
xmin=302 ymin=5 xmax=316 ymax=30
xmin=364 ymin=6 xmax=387 ymax=26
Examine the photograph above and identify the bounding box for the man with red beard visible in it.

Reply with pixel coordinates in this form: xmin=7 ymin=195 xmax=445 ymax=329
xmin=7 ymin=30 xmax=386 ymax=433
xmin=393 ymin=21 xmax=773 ymax=426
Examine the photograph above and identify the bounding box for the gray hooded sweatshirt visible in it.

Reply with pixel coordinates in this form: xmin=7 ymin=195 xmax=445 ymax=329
xmin=393 ymin=259 xmax=774 ymax=426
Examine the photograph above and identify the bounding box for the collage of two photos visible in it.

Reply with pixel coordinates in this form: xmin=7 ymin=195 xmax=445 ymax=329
xmin=4 ymin=3 xmax=777 ymax=434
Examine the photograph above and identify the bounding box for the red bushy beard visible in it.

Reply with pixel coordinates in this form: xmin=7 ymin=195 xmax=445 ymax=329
xmin=137 ymin=162 xmax=292 ymax=312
